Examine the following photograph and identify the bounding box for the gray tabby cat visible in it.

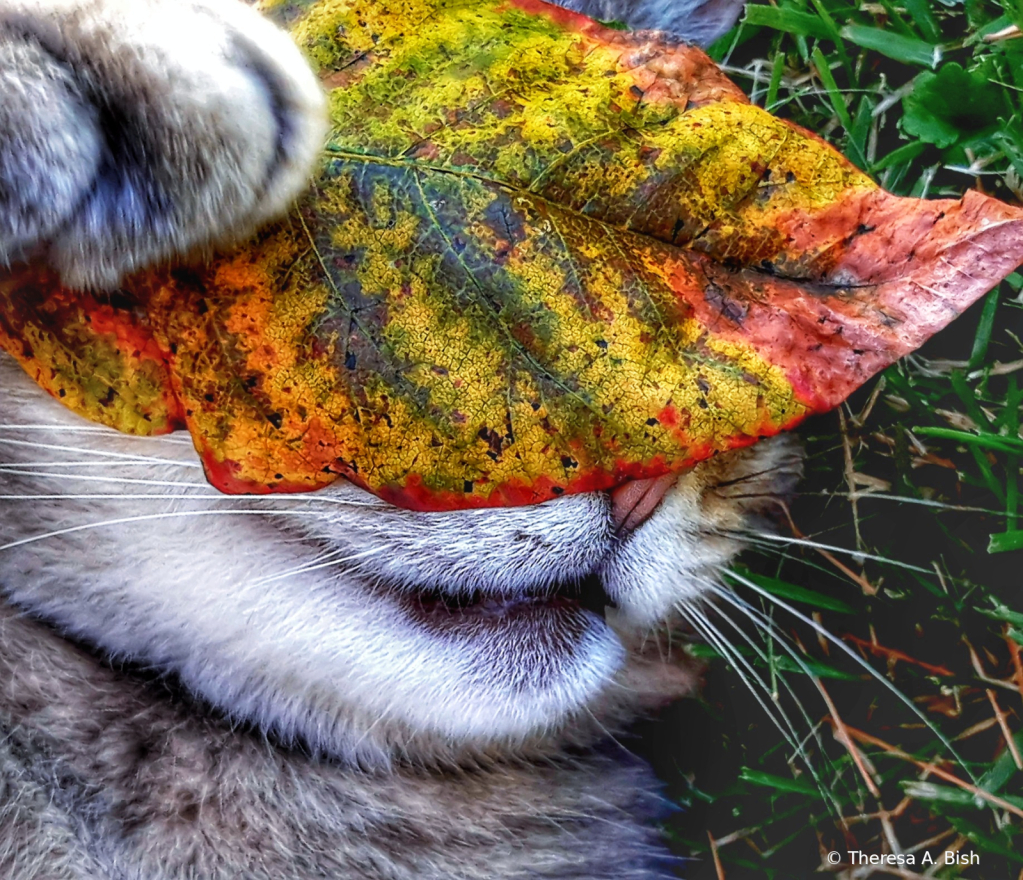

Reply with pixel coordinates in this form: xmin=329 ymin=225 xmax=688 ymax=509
xmin=0 ymin=1 xmax=789 ymax=877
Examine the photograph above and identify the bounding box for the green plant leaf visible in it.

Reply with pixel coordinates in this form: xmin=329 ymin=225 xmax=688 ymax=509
xmin=902 ymin=62 xmax=1012 ymax=148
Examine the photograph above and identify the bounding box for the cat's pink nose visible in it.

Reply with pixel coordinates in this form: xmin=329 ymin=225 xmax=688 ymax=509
xmin=610 ymin=473 xmax=677 ymax=536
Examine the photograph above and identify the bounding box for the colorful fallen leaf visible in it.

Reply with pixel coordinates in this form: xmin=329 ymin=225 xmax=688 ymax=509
xmin=1 ymin=0 xmax=1022 ymax=510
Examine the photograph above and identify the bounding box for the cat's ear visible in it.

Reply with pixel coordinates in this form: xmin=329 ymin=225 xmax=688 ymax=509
xmin=0 ymin=0 xmax=326 ymax=289
xmin=560 ymin=0 xmax=746 ymax=47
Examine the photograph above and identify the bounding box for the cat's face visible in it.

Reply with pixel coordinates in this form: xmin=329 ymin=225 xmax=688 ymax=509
xmin=0 ymin=352 xmax=801 ymax=765
xmin=0 ymin=0 xmax=803 ymax=767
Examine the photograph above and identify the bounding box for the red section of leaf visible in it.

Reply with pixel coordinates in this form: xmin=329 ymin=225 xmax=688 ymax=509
xmin=675 ymin=190 xmax=1023 ymax=411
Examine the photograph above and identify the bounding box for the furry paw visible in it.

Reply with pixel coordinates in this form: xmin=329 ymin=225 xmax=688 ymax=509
xmin=0 ymin=0 xmax=326 ymax=288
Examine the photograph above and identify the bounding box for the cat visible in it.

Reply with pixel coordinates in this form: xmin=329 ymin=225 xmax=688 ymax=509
xmin=0 ymin=1 xmax=805 ymax=877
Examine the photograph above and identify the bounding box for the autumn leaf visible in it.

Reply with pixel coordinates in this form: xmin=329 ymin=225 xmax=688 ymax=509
xmin=1 ymin=0 xmax=1022 ymax=511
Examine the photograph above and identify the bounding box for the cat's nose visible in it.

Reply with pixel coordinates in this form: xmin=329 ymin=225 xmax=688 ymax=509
xmin=610 ymin=474 xmax=677 ymax=536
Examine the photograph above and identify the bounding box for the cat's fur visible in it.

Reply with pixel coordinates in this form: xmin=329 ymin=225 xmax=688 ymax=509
xmin=0 ymin=1 xmax=797 ymax=877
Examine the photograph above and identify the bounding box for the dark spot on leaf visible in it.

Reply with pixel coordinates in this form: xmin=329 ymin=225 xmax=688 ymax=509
xmin=266 ymin=412 xmax=283 ymax=429
xmin=704 ymin=283 xmax=748 ymax=324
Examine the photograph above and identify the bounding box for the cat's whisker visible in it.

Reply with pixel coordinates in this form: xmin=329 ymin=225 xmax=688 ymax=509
xmin=0 ymin=489 xmax=382 ymax=508
xmin=0 ymin=493 xmax=229 ymax=500
xmin=0 ymin=460 xmax=198 ymax=470
xmin=717 ymin=528 xmax=936 ymax=575
xmin=700 ymin=584 xmax=853 ymax=782
xmin=679 ymin=601 xmax=809 ymax=764
xmin=0 ymin=508 xmax=333 ymax=553
xmin=802 ymin=490 xmax=1004 ymax=515
xmin=693 ymin=583 xmax=810 ymax=715
xmin=0 ymin=468 xmax=216 ymax=488
xmin=711 ymin=491 xmax=791 ymax=501
xmin=710 ymin=461 xmax=803 ymax=489
xmin=0 ymin=424 xmax=119 ymax=432
xmin=0 ymin=465 xmax=386 ymax=507
xmin=248 ymin=545 xmax=390 ymax=587
xmin=0 ymin=424 xmax=190 ymax=442
xmin=0 ymin=437 xmax=203 ymax=467
xmin=683 ymin=589 xmax=816 ymax=740
xmin=686 ymin=584 xmax=848 ymax=817
xmin=720 ymin=565 xmax=976 ymax=782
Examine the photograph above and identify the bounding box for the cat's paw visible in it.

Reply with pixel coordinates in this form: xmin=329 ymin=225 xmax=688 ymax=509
xmin=0 ymin=0 xmax=326 ymax=288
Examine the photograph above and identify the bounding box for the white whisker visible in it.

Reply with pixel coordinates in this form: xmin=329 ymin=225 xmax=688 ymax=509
xmin=685 ymin=594 xmax=846 ymax=817
xmin=0 ymin=461 xmax=195 ymax=470
xmin=802 ymin=491 xmax=1003 ymax=515
xmin=703 ymin=583 xmax=856 ymax=793
xmin=722 ymin=565 xmax=976 ymax=782
xmin=0 ymin=509 xmax=330 ymax=553
xmin=249 ymin=545 xmax=390 ymax=587
xmin=0 ymin=494 xmax=227 ymax=500
xmin=0 ymin=469 xmax=214 ymax=488
xmin=0 ymin=423 xmax=139 ymax=432
xmin=0 ymin=424 xmax=195 ymax=446
xmin=725 ymin=530 xmax=935 ymax=575
xmin=0 ymin=466 xmax=380 ymax=506
xmin=681 ymin=602 xmax=810 ymax=766
xmin=0 ymin=437 xmax=202 ymax=467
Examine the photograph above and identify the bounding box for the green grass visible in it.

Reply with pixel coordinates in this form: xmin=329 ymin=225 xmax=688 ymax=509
xmin=642 ymin=1 xmax=1023 ymax=876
